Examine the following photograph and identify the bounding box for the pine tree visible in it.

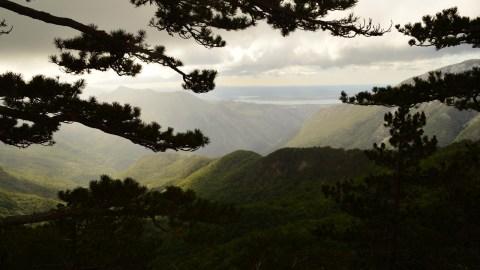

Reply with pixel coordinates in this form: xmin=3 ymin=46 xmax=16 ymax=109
xmin=0 ymin=0 xmax=388 ymax=151
xmin=320 ymin=105 xmax=437 ymax=269
xmin=319 ymin=7 xmax=479 ymax=269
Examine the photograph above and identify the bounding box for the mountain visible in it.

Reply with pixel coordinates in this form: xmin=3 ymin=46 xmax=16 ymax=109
xmin=178 ymin=147 xmax=374 ymax=204
xmin=2 ymin=59 xmax=479 ymax=188
xmin=0 ymin=90 xmax=320 ymax=187
xmin=401 ymin=59 xmax=480 ymax=84
xmin=287 ymin=60 xmax=480 ymax=149
xmin=98 ymin=89 xmax=321 ymax=157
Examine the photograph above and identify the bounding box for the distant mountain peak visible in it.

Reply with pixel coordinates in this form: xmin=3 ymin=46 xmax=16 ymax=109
xmin=401 ymin=59 xmax=480 ymax=85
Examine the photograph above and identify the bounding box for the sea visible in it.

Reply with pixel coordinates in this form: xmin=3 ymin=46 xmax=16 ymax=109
xmin=199 ymin=85 xmax=376 ymax=105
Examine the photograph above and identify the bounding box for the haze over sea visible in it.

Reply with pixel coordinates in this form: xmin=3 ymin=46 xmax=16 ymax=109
xmin=198 ymin=85 xmax=376 ymax=105
xmin=84 ymin=85 xmax=374 ymax=105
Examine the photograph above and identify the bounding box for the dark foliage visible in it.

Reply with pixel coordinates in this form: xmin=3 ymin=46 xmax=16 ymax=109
xmin=326 ymin=7 xmax=480 ymax=269
xmin=317 ymin=142 xmax=480 ymax=270
xmin=0 ymin=18 xmax=11 ymax=34
xmin=341 ymin=68 xmax=480 ymax=110
xmin=320 ymin=106 xmax=438 ymax=269
xmin=396 ymin=7 xmax=479 ymax=49
xmin=131 ymin=0 xmax=388 ymax=48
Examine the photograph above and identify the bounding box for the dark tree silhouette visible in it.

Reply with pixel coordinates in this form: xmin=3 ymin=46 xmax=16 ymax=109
xmin=397 ymin=7 xmax=479 ymax=49
xmin=0 ymin=0 xmax=388 ymax=151
xmin=0 ymin=73 xmax=207 ymax=151
xmin=340 ymin=68 xmax=480 ymax=111
xmin=321 ymin=7 xmax=479 ymax=269
xmin=0 ymin=176 xmax=234 ymax=269
xmin=321 ymin=105 xmax=437 ymax=269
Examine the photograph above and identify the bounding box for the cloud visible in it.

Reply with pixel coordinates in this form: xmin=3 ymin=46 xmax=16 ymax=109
xmin=0 ymin=0 xmax=479 ymax=88
xmin=220 ymin=41 xmax=475 ymax=76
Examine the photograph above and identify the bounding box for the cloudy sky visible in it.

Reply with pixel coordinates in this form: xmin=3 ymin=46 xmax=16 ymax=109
xmin=0 ymin=0 xmax=479 ymax=92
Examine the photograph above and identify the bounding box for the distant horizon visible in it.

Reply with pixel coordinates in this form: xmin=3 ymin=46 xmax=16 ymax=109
xmin=83 ymin=84 xmax=377 ymax=106
xmin=86 ymin=83 xmax=379 ymax=93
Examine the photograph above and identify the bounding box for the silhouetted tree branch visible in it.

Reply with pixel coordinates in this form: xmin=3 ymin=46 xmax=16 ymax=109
xmin=341 ymin=8 xmax=479 ymax=112
xmin=0 ymin=73 xmax=208 ymax=150
xmin=132 ymin=0 xmax=389 ymax=48
xmin=341 ymin=67 xmax=480 ymax=111
xmin=396 ymin=7 xmax=479 ymax=49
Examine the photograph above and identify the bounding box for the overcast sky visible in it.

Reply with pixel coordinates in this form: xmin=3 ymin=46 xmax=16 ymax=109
xmin=0 ymin=0 xmax=479 ymax=91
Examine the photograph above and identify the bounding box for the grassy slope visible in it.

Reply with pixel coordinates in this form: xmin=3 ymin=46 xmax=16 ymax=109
xmin=286 ymin=104 xmax=388 ymax=149
xmin=0 ymin=190 xmax=57 ymax=217
xmin=119 ymin=153 xmax=212 ymax=188
xmin=288 ymin=60 xmax=480 ymax=150
xmin=0 ymin=140 xmax=118 ymax=189
xmin=0 ymin=167 xmax=56 ymax=198
xmin=287 ymin=102 xmax=477 ymax=150
xmin=0 ymin=167 xmax=58 ymax=217
xmin=456 ymin=114 xmax=480 ymax=142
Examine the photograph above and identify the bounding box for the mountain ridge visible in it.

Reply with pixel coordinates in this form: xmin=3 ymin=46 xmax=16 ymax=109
xmin=287 ymin=60 xmax=480 ymax=149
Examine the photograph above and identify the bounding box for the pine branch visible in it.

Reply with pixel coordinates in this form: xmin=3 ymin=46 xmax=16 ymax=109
xmin=135 ymin=0 xmax=389 ymax=47
xmin=396 ymin=7 xmax=480 ymax=49
xmin=340 ymin=67 xmax=480 ymax=111
xmin=0 ymin=72 xmax=209 ymax=151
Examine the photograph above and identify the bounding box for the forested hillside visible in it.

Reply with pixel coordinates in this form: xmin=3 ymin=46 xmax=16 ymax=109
xmin=179 ymin=148 xmax=373 ymax=203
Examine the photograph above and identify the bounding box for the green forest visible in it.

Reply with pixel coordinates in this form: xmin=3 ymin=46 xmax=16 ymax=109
xmin=0 ymin=0 xmax=479 ymax=269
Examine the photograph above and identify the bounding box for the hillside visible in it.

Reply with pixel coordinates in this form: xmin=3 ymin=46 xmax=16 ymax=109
xmin=0 ymin=167 xmax=57 ymax=216
xmin=287 ymin=60 xmax=480 ymax=149
xmin=2 ymin=60 xmax=479 ymax=188
xmin=179 ymin=147 xmax=374 ymax=204
xmin=0 ymin=167 xmax=56 ymax=198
